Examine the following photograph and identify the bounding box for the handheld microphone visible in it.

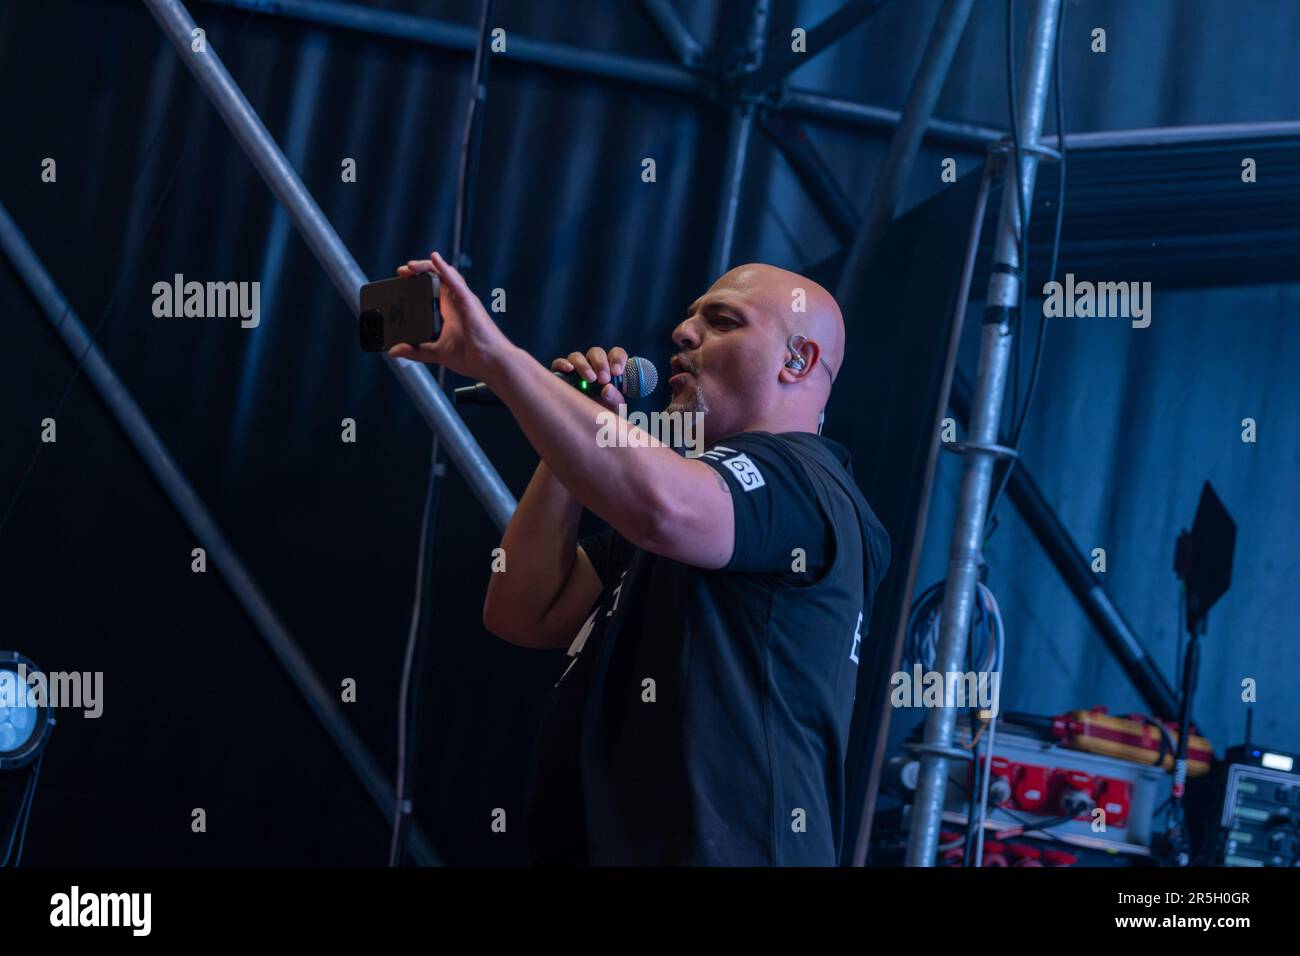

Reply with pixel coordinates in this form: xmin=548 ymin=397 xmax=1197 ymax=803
xmin=454 ymin=356 xmax=659 ymax=406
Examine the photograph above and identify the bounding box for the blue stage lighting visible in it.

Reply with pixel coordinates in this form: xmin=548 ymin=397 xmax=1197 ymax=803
xmin=0 ymin=652 xmax=53 ymax=771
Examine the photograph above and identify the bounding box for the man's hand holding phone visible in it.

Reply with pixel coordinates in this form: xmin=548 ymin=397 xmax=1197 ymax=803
xmin=387 ymin=251 xmax=516 ymax=383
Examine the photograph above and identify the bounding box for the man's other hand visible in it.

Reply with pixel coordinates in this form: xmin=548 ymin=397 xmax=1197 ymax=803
xmin=551 ymin=346 xmax=630 ymax=413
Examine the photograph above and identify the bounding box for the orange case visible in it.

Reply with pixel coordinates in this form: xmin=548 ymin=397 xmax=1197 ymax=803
xmin=1055 ymin=707 xmax=1212 ymax=777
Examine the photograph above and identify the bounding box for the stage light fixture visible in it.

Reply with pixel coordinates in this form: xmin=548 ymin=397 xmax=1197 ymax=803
xmin=0 ymin=652 xmax=53 ymax=771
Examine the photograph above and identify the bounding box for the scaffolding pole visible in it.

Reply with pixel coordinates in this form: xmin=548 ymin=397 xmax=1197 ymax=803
xmin=775 ymin=88 xmax=1001 ymax=150
xmin=904 ymin=0 xmax=1061 ymax=868
xmin=947 ymin=372 xmax=1179 ymax=716
xmin=189 ymin=2 xmax=1300 ymax=153
xmin=0 ymin=200 xmax=441 ymax=866
xmin=189 ymin=0 xmax=1001 ymax=151
xmin=741 ymin=0 xmax=892 ymax=94
xmin=759 ymin=111 xmax=860 ymax=244
xmin=143 ymin=0 xmax=517 ymax=533
xmin=195 ymin=0 xmax=703 ymax=93
xmin=1045 ymin=119 xmax=1300 ymax=150
xmin=639 ymin=0 xmax=705 ymax=68
xmin=710 ymin=0 xmax=768 ymax=275
xmin=711 ymin=105 xmax=756 ymax=275
xmin=837 ymin=0 xmax=975 ymax=307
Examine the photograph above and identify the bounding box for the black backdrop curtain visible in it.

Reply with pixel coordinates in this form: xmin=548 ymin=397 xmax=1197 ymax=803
xmin=3 ymin=0 xmax=1298 ymax=864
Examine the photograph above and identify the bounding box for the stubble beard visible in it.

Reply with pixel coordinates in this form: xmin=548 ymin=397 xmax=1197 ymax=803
xmin=666 ymin=378 xmax=709 ymax=418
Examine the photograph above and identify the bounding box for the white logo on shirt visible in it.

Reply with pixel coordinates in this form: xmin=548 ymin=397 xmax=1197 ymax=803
xmin=567 ymin=608 xmax=599 ymax=658
xmin=558 ymin=570 xmax=628 ymax=686
xmin=557 ymin=608 xmax=600 ymax=685
xmin=719 ymin=453 xmax=766 ymax=491
xmin=699 ymin=445 xmax=739 ymax=461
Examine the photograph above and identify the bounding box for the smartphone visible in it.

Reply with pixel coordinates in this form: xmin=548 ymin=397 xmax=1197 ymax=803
xmin=358 ymin=272 xmax=440 ymax=352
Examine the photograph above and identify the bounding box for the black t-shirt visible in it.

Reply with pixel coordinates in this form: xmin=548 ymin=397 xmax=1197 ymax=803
xmin=523 ymin=431 xmax=890 ymax=865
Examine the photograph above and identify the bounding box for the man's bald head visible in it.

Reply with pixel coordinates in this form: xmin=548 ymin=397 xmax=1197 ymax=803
xmin=666 ymin=263 xmax=847 ymax=442
xmin=713 ymin=263 xmax=845 ymax=379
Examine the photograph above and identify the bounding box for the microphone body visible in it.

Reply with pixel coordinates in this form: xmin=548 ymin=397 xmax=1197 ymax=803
xmin=455 ymin=356 xmax=658 ymax=405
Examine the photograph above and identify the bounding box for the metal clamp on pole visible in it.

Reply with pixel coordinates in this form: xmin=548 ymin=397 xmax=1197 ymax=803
xmin=910 ymin=741 xmax=976 ymax=763
xmin=987 ymin=138 xmax=1063 ymax=164
xmin=942 ymin=439 xmax=1020 ymax=461
xmin=904 ymin=0 xmax=1062 ymax=868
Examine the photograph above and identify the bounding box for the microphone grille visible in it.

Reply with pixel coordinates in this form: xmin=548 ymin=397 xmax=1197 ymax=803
xmin=624 ymin=356 xmax=658 ymax=397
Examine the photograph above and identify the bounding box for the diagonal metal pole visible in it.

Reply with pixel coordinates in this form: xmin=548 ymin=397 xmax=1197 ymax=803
xmin=777 ymin=88 xmax=1002 ymax=151
xmin=837 ymin=0 xmax=975 ymax=307
xmin=711 ymin=104 xmax=757 ymax=276
xmin=756 ymin=133 xmax=1167 ymax=721
xmin=142 ymin=0 xmax=517 ymax=532
xmin=0 ymin=201 xmax=440 ymax=866
xmin=639 ymin=0 xmax=705 ymax=68
xmin=186 ymin=0 xmax=1002 ymax=150
xmin=193 ymin=0 xmax=702 ymax=94
xmin=759 ymin=111 xmax=860 ymax=245
xmin=741 ymin=0 xmax=893 ymax=94
xmin=947 ymin=372 xmax=1179 ymax=718
xmin=904 ymin=0 xmax=1061 ymax=867
xmin=848 ymin=160 xmax=994 ymax=866
xmin=710 ymin=0 xmax=769 ymax=276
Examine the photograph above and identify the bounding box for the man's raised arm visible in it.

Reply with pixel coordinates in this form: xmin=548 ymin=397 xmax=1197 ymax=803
xmin=482 ymin=460 xmax=601 ymax=649
xmin=389 ymin=252 xmax=736 ymax=571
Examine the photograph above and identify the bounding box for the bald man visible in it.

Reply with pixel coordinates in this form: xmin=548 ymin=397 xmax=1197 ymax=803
xmin=391 ymin=253 xmax=889 ymax=865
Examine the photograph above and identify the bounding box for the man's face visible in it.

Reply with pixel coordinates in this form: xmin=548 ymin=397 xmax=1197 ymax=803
xmin=665 ymin=269 xmax=786 ymax=442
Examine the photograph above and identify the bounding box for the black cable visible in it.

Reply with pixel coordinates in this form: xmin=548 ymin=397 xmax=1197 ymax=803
xmin=985 ymin=0 xmax=1066 ymax=539
xmin=997 ymin=807 xmax=1080 ymax=841
xmin=1141 ymin=713 xmax=1178 ymax=769
xmin=984 ymin=0 xmax=1027 ymax=543
xmin=1006 ymin=0 xmax=1028 ymax=412
xmin=954 ymin=806 xmax=1081 ymax=861
xmin=963 ymin=729 xmax=981 ymax=867
xmin=1010 ymin=0 xmax=1066 ymax=446
xmin=452 ymin=0 xmax=496 ymax=280
xmin=1001 ymin=710 xmax=1055 ymax=733
xmin=0 ymin=773 xmax=28 ymax=865
xmin=1175 ymin=581 xmax=1186 ymax=691
xmin=1 ymin=756 xmax=42 ymax=867
xmin=388 ymin=0 xmax=496 ymax=867
xmin=388 ymin=438 xmax=441 ymax=866
xmin=11 ymin=755 xmax=42 ymax=866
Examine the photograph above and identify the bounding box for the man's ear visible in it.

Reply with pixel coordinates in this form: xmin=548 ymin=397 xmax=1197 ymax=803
xmin=778 ymin=334 xmax=821 ymax=384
